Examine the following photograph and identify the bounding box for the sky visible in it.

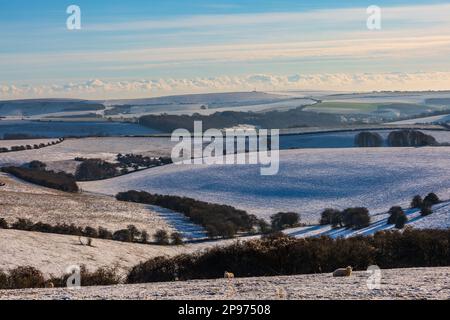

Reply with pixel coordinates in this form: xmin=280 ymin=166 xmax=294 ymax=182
xmin=1 ymin=0 xmax=450 ymax=99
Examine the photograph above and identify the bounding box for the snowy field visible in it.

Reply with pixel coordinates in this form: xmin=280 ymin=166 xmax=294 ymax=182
xmin=0 ymin=137 xmax=176 ymax=170
xmin=390 ymin=114 xmax=450 ymax=125
xmin=81 ymin=147 xmax=450 ymax=223
xmin=2 ymin=130 xmax=450 ymax=170
xmin=2 ymin=267 xmax=449 ymax=300
xmin=0 ymin=173 xmax=174 ymax=235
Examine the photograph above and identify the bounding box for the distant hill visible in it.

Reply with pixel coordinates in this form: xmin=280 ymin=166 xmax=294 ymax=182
xmin=0 ymin=99 xmax=104 ymax=117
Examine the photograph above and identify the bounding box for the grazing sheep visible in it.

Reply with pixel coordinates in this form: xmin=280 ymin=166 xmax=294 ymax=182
xmin=224 ymin=271 xmax=235 ymax=279
xmin=333 ymin=266 xmax=353 ymax=277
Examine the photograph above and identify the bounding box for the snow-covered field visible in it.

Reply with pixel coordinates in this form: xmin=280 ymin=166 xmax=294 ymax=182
xmin=0 ymin=137 xmax=176 ymax=171
xmin=0 ymin=173 xmax=174 ymax=235
xmin=390 ymin=114 xmax=450 ymax=125
xmin=81 ymin=147 xmax=450 ymax=223
xmin=2 ymin=267 xmax=449 ymax=300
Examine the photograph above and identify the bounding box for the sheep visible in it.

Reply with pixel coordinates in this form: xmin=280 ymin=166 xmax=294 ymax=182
xmin=224 ymin=271 xmax=235 ymax=279
xmin=332 ymin=266 xmax=353 ymax=277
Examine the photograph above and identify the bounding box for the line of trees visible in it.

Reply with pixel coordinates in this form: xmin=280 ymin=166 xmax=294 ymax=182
xmin=0 ymin=217 xmax=182 ymax=246
xmin=1 ymin=164 xmax=79 ymax=192
xmin=0 ymin=138 xmax=64 ymax=153
xmin=319 ymin=207 xmax=371 ymax=229
xmin=354 ymin=130 xmax=438 ymax=147
xmin=116 ymin=190 xmax=266 ymax=238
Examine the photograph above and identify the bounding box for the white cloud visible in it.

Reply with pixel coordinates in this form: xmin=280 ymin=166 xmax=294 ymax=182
xmin=2 ymin=71 xmax=450 ymax=100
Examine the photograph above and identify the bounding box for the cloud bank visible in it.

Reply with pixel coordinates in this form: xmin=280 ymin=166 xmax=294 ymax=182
xmin=2 ymin=72 xmax=450 ymax=100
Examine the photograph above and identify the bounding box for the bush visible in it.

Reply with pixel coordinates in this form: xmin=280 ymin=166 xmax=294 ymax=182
xmin=7 ymin=266 xmax=46 ymax=289
xmin=387 ymin=206 xmax=404 ymax=224
xmin=75 ymin=159 xmax=118 ymax=181
xmin=0 ymin=218 xmax=8 ymax=229
xmin=387 ymin=130 xmax=437 ymax=147
xmin=154 ymin=230 xmax=170 ymax=245
xmin=420 ymin=206 xmax=433 ymax=216
xmin=0 ymin=270 xmax=8 ymax=289
xmin=354 ymin=132 xmax=383 ymax=147
xmin=411 ymin=195 xmax=423 ymax=209
xmin=395 ymin=214 xmax=408 ymax=229
xmin=320 ymin=208 xmax=341 ymax=225
xmin=112 ymin=229 xmax=133 ymax=242
xmin=171 ymin=232 xmax=184 ymax=245
xmin=342 ymin=207 xmax=371 ymax=229
xmin=424 ymin=193 xmax=440 ymax=206
xmin=270 ymin=212 xmax=300 ymax=230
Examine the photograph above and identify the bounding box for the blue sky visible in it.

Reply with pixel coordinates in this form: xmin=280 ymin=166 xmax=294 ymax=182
xmin=1 ymin=0 xmax=450 ymax=98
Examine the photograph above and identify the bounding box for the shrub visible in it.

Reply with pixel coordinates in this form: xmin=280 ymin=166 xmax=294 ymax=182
xmin=342 ymin=207 xmax=370 ymax=229
xmin=424 ymin=193 xmax=440 ymax=206
xmin=0 ymin=270 xmax=8 ymax=289
xmin=0 ymin=218 xmax=8 ymax=229
xmin=354 ymin=131 xmax=383 ymax=147
xmin=387 ymin=206 xmax=408 ymax=229
xmin=387 ymin=206 xmax=404 ymax=224
xmin=171 ymin=232 xmax=184 ymax=245
xmin=98 ymin=227 xmax=113 ymax=240
xmin=320 ymin=208 xmax=341 ymax=225
xmin=7 ymin=266 xmax=46 ymax=289
xmin=387 ymin=130 xmax=437 ymax=147
xmin=79 ymin=265 xmax=121 ymax=286
xmin=141 ymin=230 xmax=149 ymax=244
xmin=420 ymin=206 xmax=433 ymax=216
xmin=395 ymin=214 xmax=408 ymax=229
xmin=411 ymin=195 xmax=423 ymax=209
xmin=270 ymin=212 xmax=300 ymax=230
xmin=154 ymin=229 xmax=170 ymax=245
xmin=112 ymin=229 xmax=133 ymax=242
xmin=28 ymin=160 xmax=47 ymax=170
xmin=75 ymin=159 xmax=118 ymax=181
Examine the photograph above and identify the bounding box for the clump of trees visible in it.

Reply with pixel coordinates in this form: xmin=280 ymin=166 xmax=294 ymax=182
xmin=116 ymin=190 xmax=265 ymax=238
xmin=1 ymin=165 xmax=78 ymax=192
xmin=387 ymin=130 xmax=437 ymax=147
xmin=354 ymin=131 xmax=383 ymax=147
xmin=75 ymin=159 xmax=118 ymax=181
xmin=117 ymin=154 xmax=172 ymax=168
xmin=270 ymin=212 xmax=301 ymax=230
xmin=319 ymin=207 xmax=370 ymax=229
xmin=387 ymin=206 xmax=408 ymax=229
xmin=126 ymin=228 xmax=450 ymax=284
xmin=410 ymin=193 xmax=440 ymax=217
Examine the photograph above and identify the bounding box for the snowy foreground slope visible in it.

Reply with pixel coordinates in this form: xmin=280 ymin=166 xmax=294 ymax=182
xmin=81 ymin=147 xmax=450 ymax=223
xmin=2 ymin=267 xmax=449 ymax=300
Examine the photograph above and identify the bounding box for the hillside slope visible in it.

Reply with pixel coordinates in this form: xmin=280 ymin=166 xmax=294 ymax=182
xmin=1 ymin=267 xmax=449 ymax=300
